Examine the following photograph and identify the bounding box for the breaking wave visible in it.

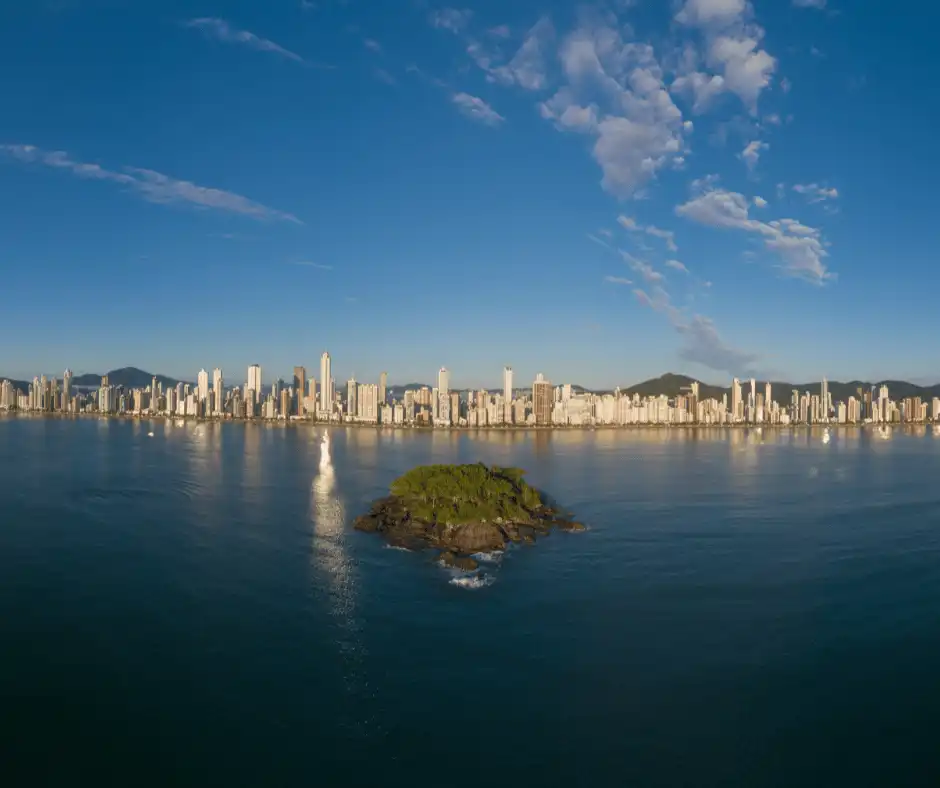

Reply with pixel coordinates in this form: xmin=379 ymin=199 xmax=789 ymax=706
xmin=471 ymin=551 xmax=504 ymax=564
xmin=449 ymin=573 xmax=496 ymax=590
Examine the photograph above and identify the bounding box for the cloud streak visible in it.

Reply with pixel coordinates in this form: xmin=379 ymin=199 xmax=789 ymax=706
xmin=291 ymin=261 xmax=332 ymax=269
xmin=1 ymin=144 xmax=301 ymax=223
xmin=792 ymin=183 xmax=839 ymax=202
xmin=186 ymin=18 xmax=308 ymax=64
xmin=451 ymin=92 xmax=505 ymax=126
xmin=617 ymin=215 xmax=679 ymax=252
xmin=676 ymin=187 xmax=833 ymax=283
xmin=632 ymin=284 xmax=759 ymax=375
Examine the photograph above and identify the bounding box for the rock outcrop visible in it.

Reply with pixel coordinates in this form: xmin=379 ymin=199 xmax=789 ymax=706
xmin=353 ymin=463 xmax=585 ymax=566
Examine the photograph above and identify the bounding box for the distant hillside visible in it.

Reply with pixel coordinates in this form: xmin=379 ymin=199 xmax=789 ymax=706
xmin=71 ymin=367 xmax=188 ymax=389
xmin=622 ymin=373 xmax=940 ymax=402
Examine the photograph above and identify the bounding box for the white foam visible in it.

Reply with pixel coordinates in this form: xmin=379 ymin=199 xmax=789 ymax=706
xmin=384 ymin=544 xmax=412 ymax=552
xmin=471 ymin=551 xmax=504 ymax=564
xmin=449 ymin=573 xmax=495 ymax=590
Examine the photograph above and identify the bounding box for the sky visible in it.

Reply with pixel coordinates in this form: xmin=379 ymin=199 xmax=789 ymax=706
xmin=1 ymin=0 xmax=938 ymax=389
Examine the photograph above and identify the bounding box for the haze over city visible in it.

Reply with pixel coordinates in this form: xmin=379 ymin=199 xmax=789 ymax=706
xmin=2 ymin=0 xmax=935 ymax=387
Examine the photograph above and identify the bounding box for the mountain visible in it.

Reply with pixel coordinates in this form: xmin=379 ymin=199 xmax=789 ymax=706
xmin=70 ymin=367 xmax=188 ymax=389
xmin=622 ymin=373 xmax=940 ymax=402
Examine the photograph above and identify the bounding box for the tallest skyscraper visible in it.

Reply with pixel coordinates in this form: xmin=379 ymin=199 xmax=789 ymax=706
xmin=320 ymin=352 xmax=333 ymax=415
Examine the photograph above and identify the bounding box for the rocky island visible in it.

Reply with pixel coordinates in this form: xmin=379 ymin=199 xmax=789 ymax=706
xmin=354 ymin=463 xmax=585 ymax=570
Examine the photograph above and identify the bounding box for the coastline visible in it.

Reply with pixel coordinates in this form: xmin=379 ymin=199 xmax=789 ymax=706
xmin=0 ymin=411 xmax=929 ymax=431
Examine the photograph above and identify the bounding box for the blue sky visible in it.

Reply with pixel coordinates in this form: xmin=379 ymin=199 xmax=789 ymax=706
xmin=1 ymin=0 xmax=937 ymax=388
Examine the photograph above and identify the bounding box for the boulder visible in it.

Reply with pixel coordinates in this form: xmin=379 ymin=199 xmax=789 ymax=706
xmin=439 ymin=551 xmax=479 ymax=571
xmin=448 ymin=522 xmax=506 ymax=553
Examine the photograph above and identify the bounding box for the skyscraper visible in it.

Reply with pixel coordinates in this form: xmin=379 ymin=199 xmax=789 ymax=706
xmin=320 ymin=352 xmax=332 ymax=415
xmin=503 ymin=366 xmax=513 ymax=424
xmin=821 ymin=377 xmax=829 ymax=422
xmin=197 ymin=369 xmax=209 ymax=405
xmin=293 ymin=366 xmax=306 ymax=416
xmin=247 ymin=364 xmax=262 ymax=397
xmin=533 ymin=373 xmax=552 ymax=426
xmin=379 ymin=371 xmax=387 ymax=405
xmin=63 ymin=369 xmax=72 ymax=412
xmin=347 ymin=377 xmax=357 ymax=418
xmin=731 ymin=377 xmax=742 ymax=422
xmin=212 ymin=368 xmax=224 ymax=415
xmin=437 ymin=367 xmax=450 ymax=425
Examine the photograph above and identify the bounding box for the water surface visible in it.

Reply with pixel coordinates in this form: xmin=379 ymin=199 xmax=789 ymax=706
xmin=2 ymin=418 xmax=939 ymax=786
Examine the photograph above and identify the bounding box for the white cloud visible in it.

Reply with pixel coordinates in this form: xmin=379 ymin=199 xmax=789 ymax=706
xmin=186 ymin=18 xmax=307 ymax=64
xmin=675 ymin=0 xmax=747 ymax=28
xmin=451 ymin=92 xmax=505 ymax=126
xmin=665 ymin=259 xmax=690 ymax=273
xmin=621 ymin=250 xmax=664 ymax=283
xmin=753 ymin=195 xmax=768 ymax=208
xmin=539 ymin=22 xmax=688 ymax=198
xmin=618 ymin=215 xmax=679 ymax=251
xmin=792 ymin=183 xmax=839 ymax=202
xmin=292 ymin=261 xmax=332 ymax=269
xmin=363 ymin=38 xmax=382 ymax=53
xmin=645 ymin=225 xmax=679 ymax=252
xmin=792 ymin=0 xmax=826 ymax=8
xmin=675 ymin=187 xmax=833 ymax=283
xmin=707 ymin=35 xmax=776 ymax=111
xmin=672 ymin=0 xmax=776 ymax=113
xmin=740 ymin=139 xmax=768 ymax=170
xmin=604 ymin=275 xmax=633 ymax=285
xmin=486 ymin=17 xmax=554 ymax=91
xmin=1 ymin=144 xmax=301 ymax=223
xmin=780 ymin=77 xmax=792 ymax=93
xmin=429 ymin=8 xmax=472 ymax=34
xmin=488 ymin=25 xmax=511 ymax=39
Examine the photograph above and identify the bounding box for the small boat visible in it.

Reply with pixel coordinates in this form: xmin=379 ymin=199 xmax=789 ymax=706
xmin=822 ymin=428 xmax=830 ymax=445
xmin=147 ymin=431 xmax=154 ymax=437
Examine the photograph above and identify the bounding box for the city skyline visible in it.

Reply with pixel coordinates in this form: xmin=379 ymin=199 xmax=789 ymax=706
xmin=1 ymin=3 xmax=936 ymax=384
xmin=5 ymin=359 xmax=940 ymax=428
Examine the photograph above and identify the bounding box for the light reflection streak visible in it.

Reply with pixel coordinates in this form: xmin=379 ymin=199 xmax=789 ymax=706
xmin=309 ymin=431 xmax=375 ymax=739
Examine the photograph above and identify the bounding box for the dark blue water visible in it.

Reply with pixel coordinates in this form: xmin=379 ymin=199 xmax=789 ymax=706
xmin=3 ymin=417 xmax=940 ymax=786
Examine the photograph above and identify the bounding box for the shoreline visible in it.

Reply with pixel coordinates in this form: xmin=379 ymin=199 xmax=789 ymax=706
xmin=0 ymin=411 xmax=929 ymax=430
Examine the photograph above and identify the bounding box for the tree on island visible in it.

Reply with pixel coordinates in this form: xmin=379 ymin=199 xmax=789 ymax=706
xmin=389 ymin=463 xmax=543 ymax=525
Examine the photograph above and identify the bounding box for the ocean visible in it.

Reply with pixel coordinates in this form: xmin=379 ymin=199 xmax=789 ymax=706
xmin=3 ymin=416 xmax=940 ymax=786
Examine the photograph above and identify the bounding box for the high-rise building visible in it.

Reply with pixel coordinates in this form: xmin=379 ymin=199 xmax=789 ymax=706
xmin=197 ymin=369 xmax=209 ymax=405
xmin=437 ymin=367 xmax=450 ymax=424
xmin=247 ymin=364 xmax=262 ymax=398
xmin=820 ymin=377 xmax=829 ymax=422
xmin=731 ymin=377 xmax=742 ymax=422
xmin=357 ymin=383 xmax=379 ymax=422
xmin=320 ymin=352 xmax=333 ymax=415
xmin=503 ymin=366 xmax=513 ymax=424
xmin=212 ymin=368 xmax=223 ymax=415
xmin=533 ymin=373 xmax=553 ymax=425
xmin=63 ymin=369 xmax=72 ymax=411
xmin=347 ymin=377 xmax=358 ymax=418
xmin=293 ymin=366 xmax=306 ymax=416
xmin=379 ymin=371 xmax=387 ymax=405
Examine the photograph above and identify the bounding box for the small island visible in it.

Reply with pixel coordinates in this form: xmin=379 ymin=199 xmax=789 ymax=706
xmin=354 ymin=463 xmax=585 ymax=570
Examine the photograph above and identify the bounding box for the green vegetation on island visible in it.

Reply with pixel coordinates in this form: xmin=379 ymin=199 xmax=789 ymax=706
xmin=388 ymin=464 xmax=544 ymax=525
xmin=354 ymin=463 xmax=584 ymax=570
